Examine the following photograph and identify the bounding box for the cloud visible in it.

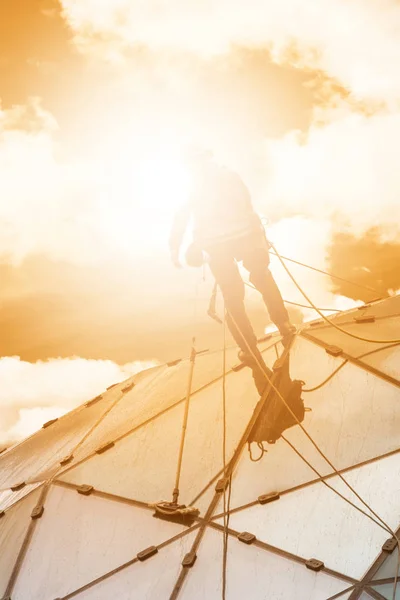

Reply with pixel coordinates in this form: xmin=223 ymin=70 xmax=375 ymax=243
xmin=60 ymin=0 xmax=400 ymax=102
xmin=259 ymin=104 xmax=400 ymax=240
xmin=0 ymin=99 xmax=110 ymax=265
xmin=0 ymin=0 xmax=399 ymax=340
xmin=0 ymin=355 xmax=157 ymax=445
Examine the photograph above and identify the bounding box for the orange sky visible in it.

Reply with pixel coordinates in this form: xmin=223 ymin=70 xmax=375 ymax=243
xmin=1 ymin=0 xmax=400 ymax=443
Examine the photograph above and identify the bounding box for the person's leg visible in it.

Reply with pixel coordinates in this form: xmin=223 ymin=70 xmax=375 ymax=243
xmin=242 ymin=246 xmax=292 ymax=332
xmin=208 ymin=252 xmax=258 ymax=353
xmin=208 ymin=251 xmax=272 ymax=376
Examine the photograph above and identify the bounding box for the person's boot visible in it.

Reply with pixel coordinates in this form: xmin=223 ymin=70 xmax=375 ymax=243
xmin=278 ymin=321 xmax=297 ymax=347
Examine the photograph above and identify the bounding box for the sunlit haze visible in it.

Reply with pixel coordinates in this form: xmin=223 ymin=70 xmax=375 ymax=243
xmin=0 ymin=0 xmax=399 ymax=443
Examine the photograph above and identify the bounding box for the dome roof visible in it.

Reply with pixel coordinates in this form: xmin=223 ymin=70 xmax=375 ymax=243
xmin=1 ymin=296 xmax=400 ymax=600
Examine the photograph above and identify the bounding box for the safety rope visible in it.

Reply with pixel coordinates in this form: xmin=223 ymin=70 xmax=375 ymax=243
xmin=244 ymin=280 xmax=342 ymax=313
xmin=302 ymin=361 xmax=348 ymax=393
xmin=172 ymin=340 xmax=196 ymax=505
xmin=267 ymin=249 xmax=381 ymax=296
xmin=224 ymin=307 xmax=399 ymax=600
xmin=187 ymin=236 xmax=398 ymax=598
xmin=222 ymin=306 xmax=232 ymax=600
xmin=280 ymin=434 xmax=391 ymax=533
xmin=270 ymin=241 xmax=400 ymax=345
xmin=302 ymin=341 xmax=400 ymax=393
xmin=248 ymin=441 xmax=268 ymax=462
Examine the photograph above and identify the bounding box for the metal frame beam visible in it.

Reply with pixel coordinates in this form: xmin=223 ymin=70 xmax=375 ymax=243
xmin=301 ymin=332 xmax=400 ymax=389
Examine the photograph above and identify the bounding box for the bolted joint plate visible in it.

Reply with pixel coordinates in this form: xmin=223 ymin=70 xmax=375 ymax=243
xmin=354 ymin=314 xmax=375 ymax=324
xmin=60 ymin=454 xmax=74 ymax=466
xmin=310 ymin=320 xmax=323 ymax=327
xmin=42 ymin=418 xmax=58 ymax=429
xmin=122 ymin=382 xmax=135 ymax=394
xmin=11 ymin=482 xmax=25 ymax=492
xmin=215 ymin=478 xmax=230 ymax=493
xmin=306 ymin=558 xmax=324 ymax=572
xmin=167 ymin=359 xmax=182 ymax=367
xmin=31 ymin=505 xmax=45 ymax=520
xmin=85 ymin=395 xmax=102 ymax=408
xmin=258 ymin=492 xmax=280 ymax=505
xmin=182 ymin=551 xmax=197 ymax=568
xmin=238 ymin=532 xmax=256 ymax=545
xmin=382 ymin=538 xmax=398 ymax=553
xmin=325 ymin=345 xmax=343 ymax=357
xmin=95 ymin=441 xmax=115 ymax=455
xmin=77 ymin=484 xmax=94 ymax=496
xmin=137 ymin=546 xmax=158 ymax=562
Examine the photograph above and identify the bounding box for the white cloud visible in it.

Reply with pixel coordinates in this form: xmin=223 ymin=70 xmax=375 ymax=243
xmin=0 ymin=99 xmax=110 ymax=265
xmin=260 ymin=106 xmax=400 ymax=240
xmin=0 ymin=356 xmax=157 ymax=445
xmin=60 ymin=0 xmax=400 ymax=102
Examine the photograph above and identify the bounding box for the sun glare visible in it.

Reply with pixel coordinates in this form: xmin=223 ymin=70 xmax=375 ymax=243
xmin=98 ymin=146 xmax=190 ymax=255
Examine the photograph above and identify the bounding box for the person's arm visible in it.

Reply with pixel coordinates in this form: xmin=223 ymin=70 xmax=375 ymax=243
xmin=169 ymin=203 xmax=191 ymax=267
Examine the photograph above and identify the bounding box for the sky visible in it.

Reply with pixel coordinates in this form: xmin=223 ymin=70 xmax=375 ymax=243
xmin=1 ymin=0 xmax=400 ymax=445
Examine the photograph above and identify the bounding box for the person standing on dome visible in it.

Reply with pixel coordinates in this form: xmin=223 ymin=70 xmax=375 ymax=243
xmin=169 ymin=147 xmax=295 ymax=370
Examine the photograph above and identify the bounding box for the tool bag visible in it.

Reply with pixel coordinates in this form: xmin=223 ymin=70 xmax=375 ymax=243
xmin=248 ymin=356 xmax=306 ymax=446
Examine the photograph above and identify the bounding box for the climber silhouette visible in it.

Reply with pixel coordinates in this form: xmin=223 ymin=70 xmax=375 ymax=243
xmin=169 ymin=147 xmax=295 ymax=375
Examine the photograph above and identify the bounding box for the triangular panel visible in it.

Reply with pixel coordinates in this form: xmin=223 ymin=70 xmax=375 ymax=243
xmin=58 ymin=403 xmax=186 ymax=505
xmin=11 ymin=483 xmax=188 ymax=600
xmin=0 ymin=482 xmax=43 ymax=512
xmin=222 ymin=336 xmax=400 ymax=510
xmin=372 ymin=548 xmax=400 ymax=582
xmin=178 ymin=527 xmax=352 ymax=600
xmin=309 ymin=296 xmax=400 ymax=325
xmin=303 ymin=313 xmax=400 ymax=383
xmin=62 ymin=346 xmax=249 ymax=468
xmin=0 ymin=379 xmax=129 ymax=489
xmin=0 ymin=486 xmax=42 ymax=597
xmin=68 ymin=531 xmax=198 ymax=599
xmin=58 ymin=356 xmax=264 ymax=511
xmin=220 ymin=452 xmax=400 ymax=579
xmin=371 ymin=582 xmax=400 ymax=599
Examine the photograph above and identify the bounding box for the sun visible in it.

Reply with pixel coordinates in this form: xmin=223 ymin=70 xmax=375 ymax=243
xmin=98 ymin=145 xmax=191 ymax=255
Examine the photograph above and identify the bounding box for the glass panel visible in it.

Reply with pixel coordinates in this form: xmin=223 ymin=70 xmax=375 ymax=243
xmin=72 ymin=531 xmax=197 ymax=599
xmin=0 ymin=487 xmax=42 ymax=597
xmin=0 ymin=482 xmax=43 ymax=512
xmin=0 ymin=381 xmax=128 ymax=489
xmin=67 ymin=347 xmax=248 ymax=466
xmin=363 ymin=346 xmax=400 ymax=382
xmin=372 ymin=582 xmax=400 ymax=599
xmin=179 ymin=527 xmax=351 ymax=600
xmin=307 ymin=296 xmax=400 ymax=327
xmin=373 ymin=549 xmax=400 ymax=581
xmin=222 ymin=336 xmax=400 ymax=510
xmin=367 ymin=296 xmax=400 ymax=319
xmin=60 ymin=403 xmax=186 ymax=505
xmin=59 ymin=359 xmax=262 ymax=512
xmin=221 ymin=452 xmax=400 ymax=579
xmin=304 ymin=316 xmax=400 ymax=382
xmin=12 ymin=483 xmax=187 ymax=600
xmin=359 ymin=593 xmax=376 ymax=600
